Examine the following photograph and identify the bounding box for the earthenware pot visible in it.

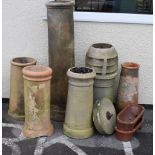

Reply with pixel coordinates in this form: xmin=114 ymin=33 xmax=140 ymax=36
xmin=63 ymin=67 xmax=96 ymax=139
xmin=93 ymin=97 xmax=116 ymax=135
xmin=115 ymin=117 xmax=144 ymax=141
xmin=8 ymin=57 xmax=37 ymax=120
xmin=22 ymin=65 xmax=54 ymax=138
xmin=46 ymin=1 xmax=75 ymax=122
xmin=117 ymin=62 xmax=140 ymax=112
xmin=116 ymin=104 xmax=144 ymax=131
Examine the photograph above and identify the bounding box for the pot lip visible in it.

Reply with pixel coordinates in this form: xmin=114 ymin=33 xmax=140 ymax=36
xmin=121 ymin=62 xmax=140 ymax=69
xmin=23 ymin=65 xmax=52 ymax=81
xmin=67 ymin=67 xmax=96 ymax=79
xmin=11 ymin=57 xmax=37 ymax=67
xmin=117 ymin=104 xmax=145 ymax=124
xmin=46 ymin=0 xmax=74 ymax=8
xmin=92 ymin=43 xmax=113 ymax=49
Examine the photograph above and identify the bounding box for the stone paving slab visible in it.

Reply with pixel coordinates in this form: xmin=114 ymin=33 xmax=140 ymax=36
xmin=2 ymin=102 xmax=153 ymax=155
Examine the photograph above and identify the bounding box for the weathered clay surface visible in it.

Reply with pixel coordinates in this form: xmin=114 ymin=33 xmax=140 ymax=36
xmin=8 ymin=57 xmax=37 ymax=120
xmin=63 ymin=67 xmax=96 ymax=139
xmin=117 ymin=62 xmax=140 ymax=111
xmin=46 ymin=1 xmax=75 ymax=122
xmin=22 ymin=65 xmax=54 ymax=138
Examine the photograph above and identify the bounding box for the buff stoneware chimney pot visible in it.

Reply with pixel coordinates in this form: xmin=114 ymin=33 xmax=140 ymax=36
xmin=86 ymin=43 xmax=118 ymax=75
xmin=117 ymin=62 xmax=140 ymax=112
xmin=22 ymin=65 xmax=54 ymax=138
xmin=63 ymin=67 xmax=96 ymax=139
xmin=46 ymin=0 xmax=75 ymax=122
xmin=8 ymin=57 xmax=37 ymax=120
xmin=85 ymin=43 xmax=118 ymax=102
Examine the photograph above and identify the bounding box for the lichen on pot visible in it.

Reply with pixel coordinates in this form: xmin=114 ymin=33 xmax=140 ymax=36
xmin=63 ymin=67 xmax=96 ymax=139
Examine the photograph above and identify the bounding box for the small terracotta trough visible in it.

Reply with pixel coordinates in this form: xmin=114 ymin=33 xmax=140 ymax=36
xmin=22 ymin=65 xmax=54 ymax=138
xmin=115 ymin=117 xmax=144 ymax=141
xmin=117 ymin=104 xmax=144 ymax=131
xmin=115 ymin=104 xmax=145 ymax=141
